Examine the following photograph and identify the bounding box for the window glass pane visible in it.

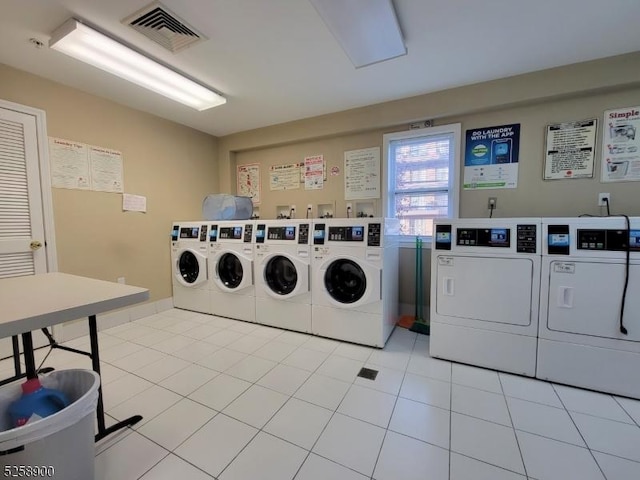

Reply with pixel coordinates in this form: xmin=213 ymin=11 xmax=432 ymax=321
xmin=395 ymin=191 xmax=449 ymax=237
xmin=391 ymin=136 xmax=451 ymax=191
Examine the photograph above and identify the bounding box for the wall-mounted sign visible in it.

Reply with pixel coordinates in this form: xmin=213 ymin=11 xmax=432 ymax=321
xmin=463 ymin=124 xmax=520 ymax=189
xmin=49 ymin=137 xmax=124 ymax=193
xmin=237 ymin=163 xmax=261 ymax=204
xmin=544 ymin=119 xmax=597 ymax=180
xmin=269 ymin=163 xmax=300 ymax=190
xmin=601 ymin=106 xmax=640 ymax=183
xmin=304 ymin=155 xmax=324 ymax=190
xmin=344 ymin=147 xmax=380 ymax=200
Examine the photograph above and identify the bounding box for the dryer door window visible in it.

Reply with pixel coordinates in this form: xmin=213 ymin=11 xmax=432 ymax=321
xmin=265 ymin=255 xmax=298 ymax=295
xmin=325 ymin=259 xmax=367 ymax=304
xmin=218 ymin=253 xmax=244 ymax=289
xmin=179 ymin=251 xmax=200 ymax=284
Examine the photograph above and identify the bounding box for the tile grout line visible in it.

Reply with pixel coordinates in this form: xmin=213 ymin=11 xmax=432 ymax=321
xmin=550 ymin=383 xmax=608 ymax=480
xmin=497 ymin=370 xmax=529 ymax=479
xmin=368 ymin=332 xmax=419 ymax=480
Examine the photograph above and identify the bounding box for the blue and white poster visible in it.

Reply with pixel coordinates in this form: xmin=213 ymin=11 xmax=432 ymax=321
xmin=463 ymin=123 xmax=520 ymax=189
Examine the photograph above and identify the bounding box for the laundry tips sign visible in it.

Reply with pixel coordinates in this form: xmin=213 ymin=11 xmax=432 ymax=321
xmin=602 ymin=106 xmax=640 ymax=183
xmin=464 ymin=123 xmax=521 ymax=189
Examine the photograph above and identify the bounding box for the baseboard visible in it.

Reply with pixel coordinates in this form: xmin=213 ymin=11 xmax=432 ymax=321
xmin=61 ymin=297 xmax=174 ymax=341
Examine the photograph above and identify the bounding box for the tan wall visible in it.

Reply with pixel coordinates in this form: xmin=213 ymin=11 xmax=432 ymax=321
xmin=218 ymin=52 xmax=640 ymax=309
xmin=0 ymin=64 xmax=219 ymax=301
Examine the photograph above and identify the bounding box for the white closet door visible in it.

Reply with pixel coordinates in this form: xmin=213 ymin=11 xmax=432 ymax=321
xmin=0 ymin=105 xmax=50 ymax=358
xmin=0 ymin=107 xmax=47 ymax=277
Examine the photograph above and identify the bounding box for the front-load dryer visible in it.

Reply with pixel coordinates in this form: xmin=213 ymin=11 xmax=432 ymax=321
xmin=171 ymin=221 xmax=210 ymax=313
xmin=254 ymin=220 xmax=312 ymax=333
xmin=311 ymin=218 xmax=399 ymax=347
xmin=430 ymin=218 xmax=542 ymax=376
xmin=537 ymin=217 xmax=640 ymax=398
xmin=208 ymin=221 xmax=255 ymax=322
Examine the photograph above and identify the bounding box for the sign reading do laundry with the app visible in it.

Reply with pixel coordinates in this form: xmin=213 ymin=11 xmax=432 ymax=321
xmin=464 ymin=123 xmax=521 ymax=189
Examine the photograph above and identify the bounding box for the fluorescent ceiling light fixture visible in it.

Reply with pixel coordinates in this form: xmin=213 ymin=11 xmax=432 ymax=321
xmin=309 ymin=0 xmax=406 ymax=68
xmin=49 ymin=19 xmax=225 ymax=111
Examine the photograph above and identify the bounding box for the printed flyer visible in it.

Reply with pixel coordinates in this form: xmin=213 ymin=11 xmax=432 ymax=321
xmin=601 ymin=106 xmax=640 ymax=182
xmin=544 ymin=119 xmax=597 ymax=180
xmin=464 ymin=124 xmax=520 ymax=189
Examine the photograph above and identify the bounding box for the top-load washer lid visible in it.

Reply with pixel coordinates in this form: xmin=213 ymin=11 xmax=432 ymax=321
xmin=176 ymin=249 xmax=207 ymax=287
xmin=324 ymin=259 xmax=367 ymax=304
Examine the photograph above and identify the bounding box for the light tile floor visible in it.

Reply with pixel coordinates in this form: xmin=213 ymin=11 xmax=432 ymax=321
xmin=4 ymin=308 xmax=640 ymax=479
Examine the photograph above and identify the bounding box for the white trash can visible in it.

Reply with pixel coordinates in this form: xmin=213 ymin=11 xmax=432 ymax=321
xmin=0 ymin=369 xmax=100 ymax=480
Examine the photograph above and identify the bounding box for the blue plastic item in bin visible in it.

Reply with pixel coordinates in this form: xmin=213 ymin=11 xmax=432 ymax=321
xmin=7 ymin=378 xmax=69 ymax=427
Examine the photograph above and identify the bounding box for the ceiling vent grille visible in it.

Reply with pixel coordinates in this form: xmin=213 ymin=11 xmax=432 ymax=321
xmin=123 ymin=2 xmax=206 ymax=53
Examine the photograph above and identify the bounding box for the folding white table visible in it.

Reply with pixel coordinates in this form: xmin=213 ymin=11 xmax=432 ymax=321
xmin=0 ymin=272 xmax=149 ymax=442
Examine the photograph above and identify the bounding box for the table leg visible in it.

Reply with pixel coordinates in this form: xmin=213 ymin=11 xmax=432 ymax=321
xmin=12 ymin=336 xmax=22 ymax=376
xmin=88 ymin=315 xmax=142 ymax=442
xmin=21 ymin=332 xmax=37 ymax=379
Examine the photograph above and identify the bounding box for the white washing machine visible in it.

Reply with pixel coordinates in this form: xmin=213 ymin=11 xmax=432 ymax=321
xmin=208 ymin=221 xmax=256 ymax=322
xmin=537 ymin=216 xmax=640 ymax=398
xmin=430 ymin=218 xmax=542 ymax=376
xmin=311 ymin=218 xmax=399 ymax=347
xmin=171 ymin=221 xmax=210 ymax=313
xmin=254 ymin=220 xmax=312 ymax=332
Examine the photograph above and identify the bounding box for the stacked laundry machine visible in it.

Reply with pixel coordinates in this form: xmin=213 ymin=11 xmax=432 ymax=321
xmin=170 ymin=221 xmax=210 ymax=314
xmin=311 ymin=218 xmax=399 ymax=347
xmin=208 ymin=221 xmax=256 ymax=322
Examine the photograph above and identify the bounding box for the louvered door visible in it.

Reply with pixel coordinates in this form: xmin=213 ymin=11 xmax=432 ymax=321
xmin=0 ymin=105 xmax=50 ymax=358
xmin=0 ymin=108 xmax=46 ymax=276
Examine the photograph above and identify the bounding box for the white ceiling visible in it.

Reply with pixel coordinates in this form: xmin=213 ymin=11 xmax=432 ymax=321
xmin=1 ymin=0 xmax=639 ymax=137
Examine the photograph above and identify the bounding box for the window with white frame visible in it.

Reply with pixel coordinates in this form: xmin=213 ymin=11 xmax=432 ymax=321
xmin=383 ymin=124 xmax=461 ymax=239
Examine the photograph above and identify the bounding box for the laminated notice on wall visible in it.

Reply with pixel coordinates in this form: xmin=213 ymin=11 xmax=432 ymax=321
xmin=544 ymin=119 xmax=597 ymax=180
xmin=237 ymin=163 xmax=261 ymax=204
xmin=270 ymin=163 xmax=300 ymax=190
xmin=304 ymin=155 xmax=324 ymax=190
xmin=49 ymin=137 xmax=123 ymax=192
xmin=601 ymin=106 xmax=640 ymax=182
xmin=89 ymin=145 xmax=123 ymax=193
xmin=344 ymin=147 xmax=380 ymax=200
xmin=49 ymin=138 xmax=91 ymax=190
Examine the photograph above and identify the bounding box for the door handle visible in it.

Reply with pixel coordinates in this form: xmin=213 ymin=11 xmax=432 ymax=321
xmin=443 ymin=277 xmax=454 ymax=296
xmin=30 ymin=240 xmax=43 ymax=250
xmin=557 ymin=286 xmax=573 ymax=308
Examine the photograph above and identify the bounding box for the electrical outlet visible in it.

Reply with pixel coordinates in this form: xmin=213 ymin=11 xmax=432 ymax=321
xmin=598 ymin=193 xmax=611 ymax=206
xmin=346 ymin=203 xmax=353 ymax=211
xmin=488 ymin=197 xmax=497 ymax=209
xmin=117 ymin=277 xmax=125 ymax=284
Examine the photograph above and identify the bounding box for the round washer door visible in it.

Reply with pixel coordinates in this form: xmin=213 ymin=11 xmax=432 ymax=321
xmin=263 ymin=254 xmax=309 ymax=299
xmin=214 ymin=251 xmax=253 ymax=292
xmin=324 ymin=259 xmax=367 ymax=304
xmin=320 ymin=257 xmax=380 ymax=308
xmin=175 ymin=249 xmax=207 ymax=287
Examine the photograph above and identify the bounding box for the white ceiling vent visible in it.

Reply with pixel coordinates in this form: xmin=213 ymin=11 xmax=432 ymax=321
xmin=123 ymin=2 xmax=206 ymax=53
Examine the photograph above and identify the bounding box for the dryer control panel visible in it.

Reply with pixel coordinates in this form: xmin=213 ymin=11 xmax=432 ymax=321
xmin=577 ymin=229 xmax=640 ymax=252
xmin=209 ymin=225 xmax=218 ymax=242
